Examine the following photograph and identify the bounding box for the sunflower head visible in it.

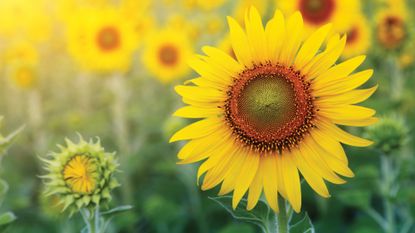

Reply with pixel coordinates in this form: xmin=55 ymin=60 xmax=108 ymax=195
xmin=365 ymin=115 xmax=409 ymax=154
xmin=341 ymin=15 xmax=371 ymax=58
xmin=376 ymin=7 xmax=408 ymax=50
xmin=277 ymin=0 xmax=361 ymax=35
xmin=66 ymin=7 xmax=137 ymax=73
xmin=142 ymin=27 xmax=193 ymax=83
xmin=8 ymin=64 xmax=37 ymax=90
xmin=40 ymin=135 xmax=119 ymax=215
xmin=171 ymin=7 xmax=376 ymax=213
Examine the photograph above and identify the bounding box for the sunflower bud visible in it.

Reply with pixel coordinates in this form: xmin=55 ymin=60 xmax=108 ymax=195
xmin=365 ymin=115 xmax=409 ymax=154
xmin=40 ymin=135 xmax=120 ymax=215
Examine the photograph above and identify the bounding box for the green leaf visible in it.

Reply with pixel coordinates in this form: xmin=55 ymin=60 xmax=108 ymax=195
xmin=290 ymin=213 xmax=315 ymax=233
xmin=0 ymin=212 xmax=16 ymax=226
xmin=0 ymin=125 xmax=24 ymax=156
xmin=209 ymin=196 xmax=271 ymax=232
xmin=100 ymin=205 xmax=133 ymax=216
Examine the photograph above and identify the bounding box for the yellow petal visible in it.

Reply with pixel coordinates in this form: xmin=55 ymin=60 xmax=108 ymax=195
xmin=300 ymin=140 xmax=346 ymax=184
xmin=265 ymin=10 xmax=285 ymax=63
xmin=318 ymin=105 xmax=376 ymax=122
xmin=280 ymin=154 xmax=302 ymax=213
xmin=310 ymin=129 xmax=348 ymax=163
xmin=188 ymin=57 xmax=230 ymax=87
xmin=175 ymin=85 xmax=226 ymax=103
xmin=170 ymin=117 xmax=223 ymax=142
xmin=245 ymin=6 xmax=267 ymax=64
xmin=313 ymin=55 xmax=366 ymax=87
xmin=317 ymin=119 xmax=373 ymax=147
xmin=304 ymin=35 xmax=346 ymax=79
xmin=314 ymin=70 xmax=373 ymax=97
xmin=279 ymin=12 xmax=303 ymax=65
xmin=295 ymin=23 xmax=332 ymax=70
xmin=218 ymin=151 xmax=247 ymax=195
xmin=177 ymin=128 xmax=231 ymax=163
xmin=308 ymin=137 xmax=354 ymax=178
xmin=316 ymin=85 xmax=378 ymax=105
xmin=232 ymin=152 xmax=260 ymax=209
xmin=202 ymin=150 xmax=236 ymax=190
xmin=198 ymin=140 xmax=238 ymax=184
xmin=173 ymin=106 xmax=221 ymax=118
xmin=227 ymin=16 xmax=252 ymax=67
xmin=292 ymin=149 xmax=330 ymax=198
xmin=247 ymin=158 xmax=264 ymax=210
xmin=202 ymin=46 xmax=243 ymax=75
xmin=262 ymin=155 xmax=279 ymax=212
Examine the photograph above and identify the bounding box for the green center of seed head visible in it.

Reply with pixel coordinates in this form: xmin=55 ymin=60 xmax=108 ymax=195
xmin=238 ymin=74 xmax=296 ymax=131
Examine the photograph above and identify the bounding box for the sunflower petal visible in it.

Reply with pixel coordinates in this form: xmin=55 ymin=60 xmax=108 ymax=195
xmin=316 ymin=85 xmax=378 ymax=105
xmin=265 ymin=10 xmax=285 ymax=63
xmin=318 ymin=119 xmax=373 ymax=147
xmin=173 ymin=106 xmax=221 ymax=118
xmin=170 ymin=118 xmax=223 ymax=142
xmin=281 ymin=154 xmax=302 ymax=213
xmin=279 ymin=12 xmax=303 ymax=65
xmin=262 ymin=155 xmax=279 ymax=212
xmin=227 ymin=16 xmax=252 ymax=66
xmin=245 ymin=6 xmax=267 ymax=63
xmin=232 ymin=152 xmax=260 ymax=209
xmin=292 ymin=148 xmax=330 ymax=198
xmin=295 ymin=23 xmax=332 ymax=69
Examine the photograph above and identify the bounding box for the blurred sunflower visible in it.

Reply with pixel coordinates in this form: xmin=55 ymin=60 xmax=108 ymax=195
xmin=120 ymin=0 xmax=155 ymax=41
xmin=0 ymin=0 xmax=51 ymax=42
xmin=7 ymin=64 xmax=38 ymax=90
xmin=170 ymin=7 xmax=377 ymax=212
xmin=142 ymin=28 xmax=193 ymax=83
xmin=277 ymin=0 xmax=361 ymax=35
xmin=341 ymin=15 xmax=372 ymax=58
xmin=375 ymin=5 xmax=408 ymax=50
xmin=66 ymin=7 xmax=138 ymax=73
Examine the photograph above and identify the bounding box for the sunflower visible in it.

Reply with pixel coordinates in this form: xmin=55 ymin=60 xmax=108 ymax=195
xmin=40 ymin=136 xmax=119 ymax=215
xmin=66 ymin=7 xmax=138 ymax=73
xmin=7 ymin=64 xmax=37 ymax=90
xmin=170 ymin=7 xmax=377 ymax=213
xmin=0 ymin=0 xmax=51 ymax=42
xmin=341 ymin=15 xmax=372 ymax=58
xmin=375 ymin=5 xmax=408 ymax=50
xmin=277 ymin=0 xmax=361 ymax=35
xmin=142 ymin=28 xmax=193 ymax=83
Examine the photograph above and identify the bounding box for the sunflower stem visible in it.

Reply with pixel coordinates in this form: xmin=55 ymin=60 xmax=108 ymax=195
xmin=276 ymin=196 xmax=289 ymax=233
xmin=380 ymin=154 xmax=396 ymax=233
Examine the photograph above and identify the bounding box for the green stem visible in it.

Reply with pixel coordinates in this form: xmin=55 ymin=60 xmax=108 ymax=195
xmin=381 ymin=155 xmax=396 ymax=233
xmin=276 ymin=197 xmax=289 ymax=233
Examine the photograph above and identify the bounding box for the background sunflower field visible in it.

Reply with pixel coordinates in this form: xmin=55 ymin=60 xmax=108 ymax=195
xmin=0 ymin=0 xmax=414 ymax=232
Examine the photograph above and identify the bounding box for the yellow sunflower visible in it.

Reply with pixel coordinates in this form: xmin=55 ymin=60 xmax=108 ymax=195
xmin=66 ymin=7 xmax=138 ymax=73
xmin=277 ymin=0 xmax=361 ymax=35
xmin=375 ymin=4 xmax=408 ymax=50
xmin=341 ymin=15 xmax=372 ymax=58
xmin=170 ymin=7 xmax=377 ymax=213
xmin=0 ymin=0 xmax=51 ymax=42
xmin=142 ymin=28 xmax=193 ymax=83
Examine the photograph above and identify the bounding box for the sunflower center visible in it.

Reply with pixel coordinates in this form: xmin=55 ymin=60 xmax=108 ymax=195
xmin=346 ymin=26 xmax=359 ymax=45
xmin=63 ymin=154 xmax=98 ymax=194
xmin=238 ymin=74 xmax=296 ymax=132
xmin=299 ymin=0 xmax=335 ymax=25
xmin=96 ymin=26 xmax=120 ymax=51
xmin=225 ymin=63 xmax=315 ymax=153
xmin=158 ymin=44 xmax=179 ymax=66
xmin=377 ymin=16 xmax=406 ymax=49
